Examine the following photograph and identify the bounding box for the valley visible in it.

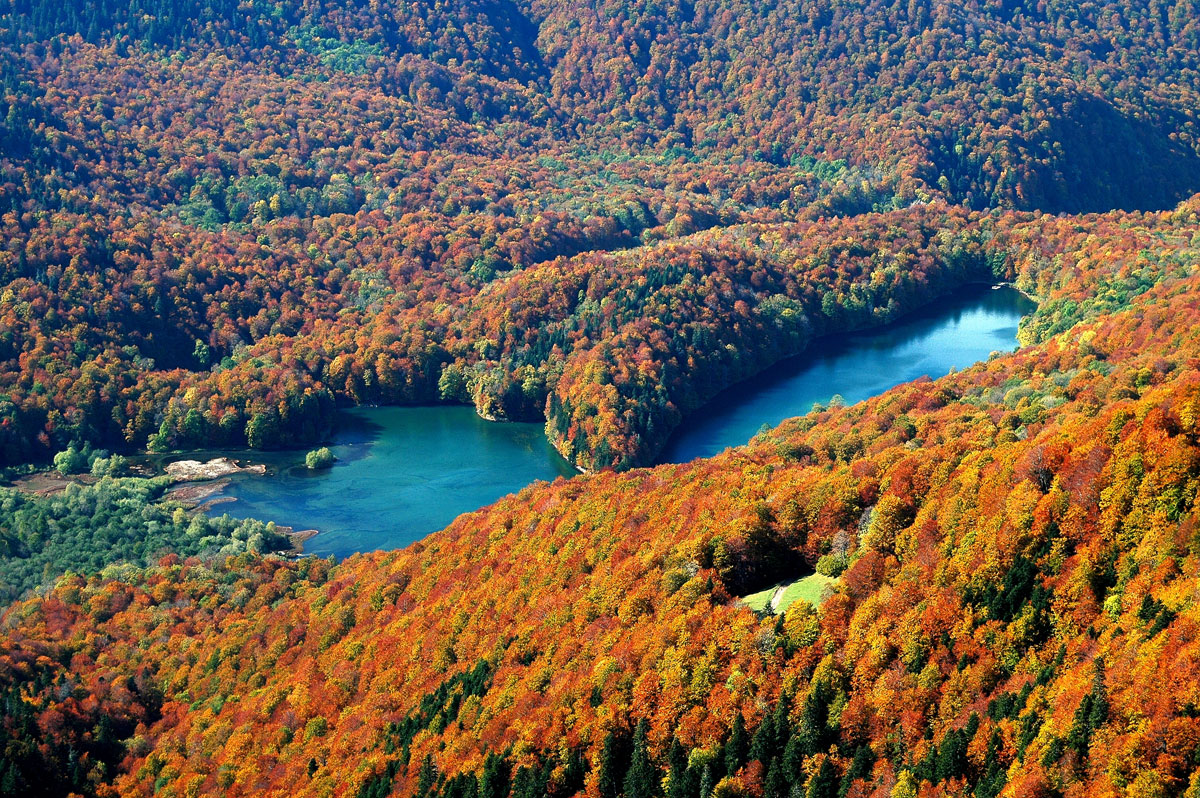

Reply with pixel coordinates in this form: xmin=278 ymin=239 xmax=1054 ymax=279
xmin=192 ymin=284 xmax=1031 ymax=557
xmin=3 ymin=1 xmax=1200 ymax=797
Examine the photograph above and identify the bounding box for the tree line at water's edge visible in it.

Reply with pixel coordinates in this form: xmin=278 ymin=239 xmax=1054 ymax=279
xmin=0 ymin=476 xmax=292 ymax=605
xmin=7 ymin=0 xmax=1200 ymax=795
xmin=4 ymin=0 xmax=1200 ymax=472
xmin=3 ymin=196 xmax=1200 ymax=795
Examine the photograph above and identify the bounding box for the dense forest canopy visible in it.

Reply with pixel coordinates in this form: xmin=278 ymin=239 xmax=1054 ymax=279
xmin=5 ymin=1 xmax=1200 ymax=797
xmin=4 ymin=0 xmax=1200 ymax=470
xmin=5 ymin=200 xmax=1200 ymax=797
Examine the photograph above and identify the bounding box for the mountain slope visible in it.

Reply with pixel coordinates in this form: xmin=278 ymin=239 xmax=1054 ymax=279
xmin=4 ymin=0 xmax=1200 ymax=469
xmin=3 ymin=200 xmax=1200 ymax=796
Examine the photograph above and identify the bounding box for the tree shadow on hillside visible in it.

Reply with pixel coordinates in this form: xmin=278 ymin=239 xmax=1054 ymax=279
xmin=930 ymin=92 xmax=1200 ymax=213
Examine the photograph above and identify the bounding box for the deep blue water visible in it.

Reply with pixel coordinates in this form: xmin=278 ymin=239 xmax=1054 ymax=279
xmin=657 ymin=285 xmax=1033 ymax=463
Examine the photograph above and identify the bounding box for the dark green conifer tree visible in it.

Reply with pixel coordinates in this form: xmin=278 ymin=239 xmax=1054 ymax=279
xmin=764 ymin=756 xmax=789 ymax=798
xmin=750 ymin=713 xmax=778 ymax=765
xmin=665 ymin=738 xmax=692 ymax=798
xmin=624 ymin=718 xmax=658 ymax=798
xmin=598 ymin=730 xmax=631 ymax=798
xmin=725 ymin=714 xmax=748 ymax=775
xmin=416 ymin=754 xmax=439 ymax=798
xmin=839 ymin=745 xmax=875 ymax=797
xmin=699 ymin=764 xmax=714 ymax=798
xmin=480 ymin=751 xmax=510 ymax=798
xmin=806 ymin=758 xmax=838 ymax=798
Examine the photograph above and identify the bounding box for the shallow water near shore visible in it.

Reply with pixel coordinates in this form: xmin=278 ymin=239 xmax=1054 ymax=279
xmin=200 ymin=406 xmax=575 ymax=558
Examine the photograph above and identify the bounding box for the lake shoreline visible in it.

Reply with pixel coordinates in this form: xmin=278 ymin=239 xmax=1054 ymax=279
xmin=188 ymin=406 xmax=575 ymax=559
xmin=657 ymin=282 xmax=1035 ymax=465
xmin=120 ymin=285 xmax=1031 ymax=559
xmin=637 ymin=280 xmax=1035 ymax=469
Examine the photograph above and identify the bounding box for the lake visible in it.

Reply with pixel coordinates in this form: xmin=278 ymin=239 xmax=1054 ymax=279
xmin=657 ymin=284 xmax=1034 ymax=463
xmin=200 ymin=406 xmax=576 ymax=557
xmin=202 ymin=284 xmax=1031 ymax=556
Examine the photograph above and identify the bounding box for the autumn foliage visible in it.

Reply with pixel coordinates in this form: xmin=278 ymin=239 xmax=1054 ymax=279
xmin=4 ymin=199 xmax=1200 ymax=795
xmin=6 ymin=0 xmax=1200 ymax=796
xmin=4 ymin=0 xmax=1200 ymax=469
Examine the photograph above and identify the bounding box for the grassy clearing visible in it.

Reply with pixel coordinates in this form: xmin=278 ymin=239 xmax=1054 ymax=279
xmin=742 ymin=584 xmax=778 ymax=612
xmin=740 ymin=573 xmax=837 ymax=614
xmin=777 ymin=573 xmax=835 ymax=610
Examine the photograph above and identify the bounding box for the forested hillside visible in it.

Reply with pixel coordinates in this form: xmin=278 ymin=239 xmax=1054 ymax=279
xmin=4 ymin=0 xmax=1200 ymax=469
xmin=3 ymin=200 xmax=1200 ymax=795
xmin=5 ymin=1 xmax=1200 ymax=796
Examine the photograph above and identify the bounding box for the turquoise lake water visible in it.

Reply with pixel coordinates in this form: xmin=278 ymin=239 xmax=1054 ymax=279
xmin=201 ymin=284 xmax=1032 ymax=557
xmin=200 ymin=406 xmax=575 ymax=557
